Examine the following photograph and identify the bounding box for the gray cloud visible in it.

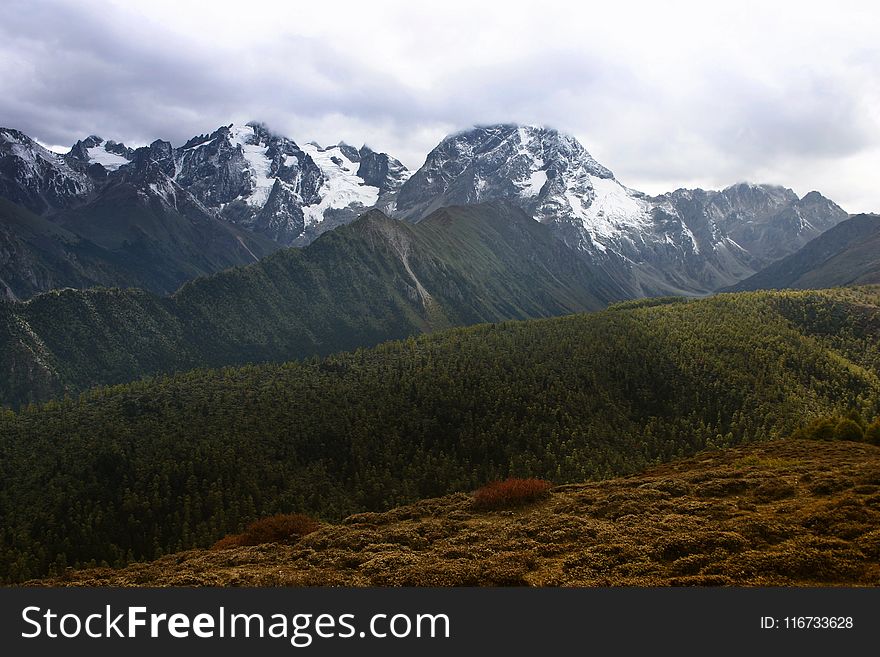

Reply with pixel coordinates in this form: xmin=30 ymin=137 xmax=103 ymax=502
xmin=1 ymin=0 xmax=878 ymax=212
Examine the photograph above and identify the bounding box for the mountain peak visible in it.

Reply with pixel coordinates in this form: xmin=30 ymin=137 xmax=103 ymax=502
xmin=395 ymin=122 xmax=625 ymax=242
xmin=352 ymin=207 xmax=395 ymax=228
xmin=0 ymin=127 xmax=33 ymax=144
xmin=797 ymin=190 xmax=844 ymax=213
xmin=0 ymin=127 xmax=92 ymax=214
xmin=801 ymin=190 xmax=826 ymax=202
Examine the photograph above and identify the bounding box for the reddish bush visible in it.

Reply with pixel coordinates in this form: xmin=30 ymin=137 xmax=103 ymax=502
xmin=211 ymin=513 xmax=321 ymax=550
xmin=472 ymin=478 xmax=552 ymax=510
xmin=211 ymin=534 xmax=244 ymax=550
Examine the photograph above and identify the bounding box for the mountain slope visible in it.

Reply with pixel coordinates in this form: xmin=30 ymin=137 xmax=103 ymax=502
xmin=0 ymin=127 xmax=284 ymax=298
xmin=0 ymin=196 xmax=127 ymax=300
xmin=48 ymin=161 xmax=280 ymax=293
xmin=729 ymin=214 xmax=880 ymax=291
xmin=394 ymin=125 xmax=848 ymax=295
xmin=2 ymin=287 xmax=879 ymax=581
xmin=0 ymin=201 xmax=626 ymax=407
xmin=34 ymin=439 xmax=880 ymax=587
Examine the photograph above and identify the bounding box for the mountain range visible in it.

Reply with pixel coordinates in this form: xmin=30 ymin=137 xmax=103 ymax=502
xmin=729 ymin=213 xmax=880 ymax=291
xmin=1 ymin=122 xmax=850 ymax=302
xmin=0 ymin=127 xmax=279 ymax=299
xmin=394 ymin=125 xmax=848 ymax=295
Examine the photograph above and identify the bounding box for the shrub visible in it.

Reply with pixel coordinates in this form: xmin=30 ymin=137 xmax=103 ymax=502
xmin=792 ymin=415 xmax=867 ymax=442
xmin=210 ymin=534 xmax=243 ymax=550
xmin=472 ymin=478 xmax=552 ymax=510
xmin=865 ymin=420 xmax=880 ymax=447
xmin=846 ymin=409 xmax=867 ymax=430
xmin=792 ymin=417 xmax=836 ymax=441
xmin=212 ymin=513 xmax=321 ymax=550
xmin=834 ymin=419 xmax=864 ymax=442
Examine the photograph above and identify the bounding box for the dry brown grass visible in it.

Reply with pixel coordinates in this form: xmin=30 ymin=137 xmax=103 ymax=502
xmin=33 ymin=439 xmax=880 ymax=587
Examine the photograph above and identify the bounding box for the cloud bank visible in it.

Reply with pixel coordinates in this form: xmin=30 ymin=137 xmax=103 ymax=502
xmin=2 ymin=0 xmax=878 ymax=211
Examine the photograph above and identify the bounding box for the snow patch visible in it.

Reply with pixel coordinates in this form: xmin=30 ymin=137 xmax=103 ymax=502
xmin=86 ymin=145 xmax=130 ymax=170
xmin=229 ymin=124 xmax=274 ymax=207
xmin=524 ymin=170 xmax=547 ymax=196
xmin=183 ymin=138 xmax=212 ymax=150
xmin=300 ymin=143 xmax=380 ymax=227
xmin=679 ymin=221 xmax=700 ymax=254
xmin=564 ymin=175 xmax=654 ymax=249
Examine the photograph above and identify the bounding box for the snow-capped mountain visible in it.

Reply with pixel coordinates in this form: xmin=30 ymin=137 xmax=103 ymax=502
xmin=2 ymin=122 xmax=410 ymax=247
xmin=395 ymin=124 xmax=653 ymax=247
xmin=171 ymin=123 xmax=409 ymax=245
xmin=171 ymin=123 xmax=322 ymax=245
xmin=394 ymin=124 xmax=847 ymax=294
xmin=0 ymin=128 xmax=93 ymax=213
xmin=0 ymin=125 xmax=281 ymax=300
xmin=0 ymin=121 xmax=416 ymax=298
xmin=0 ymin=121 xmax=849 ymax=298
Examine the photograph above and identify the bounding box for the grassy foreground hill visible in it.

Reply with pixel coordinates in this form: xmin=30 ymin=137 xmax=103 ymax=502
xmin=2 ymin=287 xmax=880 ymax=582
xmin=34 ymin=439 xmax=880 ymax=586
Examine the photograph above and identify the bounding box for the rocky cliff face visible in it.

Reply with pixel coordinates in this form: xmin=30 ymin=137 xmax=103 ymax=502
xmin=0 ymin=128 xmax=93 ymax=214
xmin=171 ymin=123 xmax=409 ymax=245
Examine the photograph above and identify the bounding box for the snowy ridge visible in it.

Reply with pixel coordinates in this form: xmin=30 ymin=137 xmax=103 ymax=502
xmin=2 ymin=129 xmax=84 ymax=182
xmin=228 ymin=124 xmax=275 ymax=207
xmin=6 ymin=121 xmax=410 ymax=244
xmin=0 ymin=127 xmax=93 ymax=213
xmin=156 ymin=122 xmax=409 ymax=244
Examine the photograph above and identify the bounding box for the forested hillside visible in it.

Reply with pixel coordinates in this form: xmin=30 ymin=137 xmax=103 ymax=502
xmin=0 ymin=202 xmax=624 ymax=407
xmin=1 ymin=287 xmax=879 ymax=582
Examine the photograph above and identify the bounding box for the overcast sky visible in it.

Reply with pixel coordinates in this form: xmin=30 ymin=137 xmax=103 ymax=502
xmin=2 ymin=0 xmax=878 ymax=212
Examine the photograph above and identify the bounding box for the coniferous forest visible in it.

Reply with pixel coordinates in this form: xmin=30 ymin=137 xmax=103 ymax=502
xmin=0 ymin=204 xmax=622 ymax=408
xmin=2 ymin=286 xmax=879 ymax=582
